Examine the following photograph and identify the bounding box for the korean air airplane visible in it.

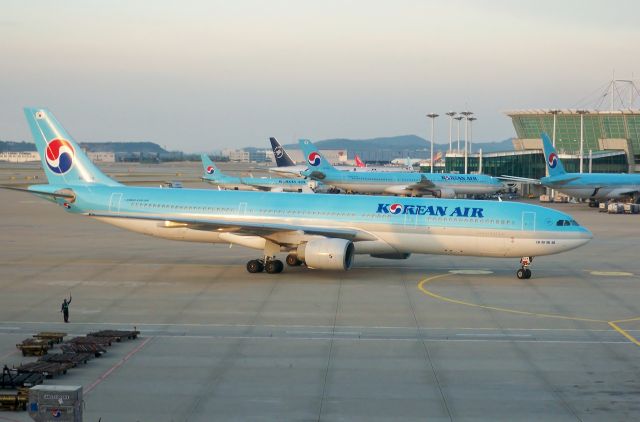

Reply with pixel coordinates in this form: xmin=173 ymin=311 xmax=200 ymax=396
xmin=201 ymin=155 xmax=315 ymax=193
xmin=503 ymin=133 xmax=640 ymax=205
xmin=268 ymin=137 xmax=411 ymax=177
xmin=299 ymin=140 xmax=506 ymax=198
xmin=5 ymin=108 xmax=592 ymax=279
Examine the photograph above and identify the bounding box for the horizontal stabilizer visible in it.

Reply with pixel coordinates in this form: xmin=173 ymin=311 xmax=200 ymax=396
xmin=0 ymin=185 xmax=76 ymax=199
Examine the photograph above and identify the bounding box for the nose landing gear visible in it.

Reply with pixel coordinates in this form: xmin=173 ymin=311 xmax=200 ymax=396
xmin=516 ymin=256 xmax=533 ymax=279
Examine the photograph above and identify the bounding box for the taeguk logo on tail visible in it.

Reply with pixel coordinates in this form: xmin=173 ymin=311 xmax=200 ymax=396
xmin=206 ymin=166 xmax=215 ymax=174
xmin=45 ymin=139 xmax=75 ymax=174
xmin=548 ymin=152 xmax=558 ymax=169
xmin=307 ymin=152 xmax=321 ymax=166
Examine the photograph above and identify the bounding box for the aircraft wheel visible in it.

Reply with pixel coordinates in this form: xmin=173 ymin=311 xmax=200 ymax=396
xmin=265 ymin=260 xmax=284 ymax=274
xmin=516 ymin=269 xmax=525 ymax=279
xmin=286 ymin=254 xmax=302 ymax=266
xmin=247 ymin=259 xmax=264 ymax=273
xmin=524 ymin=269 xmax=532 ymax=279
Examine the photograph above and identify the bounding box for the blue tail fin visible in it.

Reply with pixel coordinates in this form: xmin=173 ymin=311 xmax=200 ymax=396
xmin=269 ymin=137 xmax=296 ymax=167
xmin=201 ymin=154 xmax=225 ymax=182
xmin=298 ymin=139 xmax=338 ymax=173
xmin=24 ymin=108 xmax=120 ymax=186
xmin=540 ymin=132 xmax=567 ymax=177
xmin=200 ymin=154 xmax=238 ymax=183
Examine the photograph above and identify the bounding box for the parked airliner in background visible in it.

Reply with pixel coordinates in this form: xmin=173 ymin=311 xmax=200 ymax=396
xmin=3 ymin=108 xmax=591 ymax=279
xmin=300 ymin=140 xmax=506 ymax=198
xmin=268 ymin=137 xmax=413 ymax=177
xmin=201 ymin=155 xmax=315 ymax=193
xmin=502 ymin=133 xmax=640 ymax=205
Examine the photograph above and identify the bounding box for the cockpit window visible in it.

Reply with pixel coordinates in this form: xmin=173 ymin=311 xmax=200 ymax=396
xmin=556 ymin=219 xmax=580 ymax=227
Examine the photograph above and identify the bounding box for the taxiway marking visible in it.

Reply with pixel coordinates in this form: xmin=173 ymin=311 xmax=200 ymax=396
xmin=85 ymin=336 xmax=153 ymax=395
xmin=418 ymin=272 xmax=640 ymax=348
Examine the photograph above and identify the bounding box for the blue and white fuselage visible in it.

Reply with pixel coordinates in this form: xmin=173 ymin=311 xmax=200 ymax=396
xmin=11 ymin=108 xmax=592 ymax=277
xmin=299 ymin=140 xmax=505 ymax=197
xmin=57 ymin=185 xmax=591 ymax=259
xmin=201 ymin=155 xmax=315 ymax=193
xmin=504 ymin=133 xmax=640 ymax=202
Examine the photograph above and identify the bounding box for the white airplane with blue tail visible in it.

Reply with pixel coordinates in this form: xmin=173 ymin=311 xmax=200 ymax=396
xmin=201 ymin=155 xmax=315 ymax=193
xmin=3 ymin=108 xmax=592 ymax=279
xmin=502 ymin=133 xmax=640 ymax=205
xmin=299 ymin=139 xmax=506 ymax=198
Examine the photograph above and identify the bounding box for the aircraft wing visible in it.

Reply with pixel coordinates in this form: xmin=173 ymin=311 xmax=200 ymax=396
xmin=405 ymin=175 xmax=436 ymax=191
xmin=499 ymin=175 xmax=542 ymax=184
xmin=87 ymin=212 xmax=378 ymax=241
xmin=548 ymin=176 xmax=582 ymax=185
xmin=247 ymin=184 xmax=274 ymax=192
xmin=305 ymin=170 xmax=326 ymax=180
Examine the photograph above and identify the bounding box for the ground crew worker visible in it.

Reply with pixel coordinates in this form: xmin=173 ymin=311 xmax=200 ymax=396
xmin=61 ymin=295 xmax=72 ymax=323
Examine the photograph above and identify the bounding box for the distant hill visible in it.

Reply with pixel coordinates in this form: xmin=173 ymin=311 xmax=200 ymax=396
xmin=80 ymin=142 xmax=167 ymax=154
xmin=283 ymin=135 xmax=514 ymax=161
xmin=0 ymin=140 xmax=167 ymax=154
xmin=0 ymin=141 xmax=36 ymax=152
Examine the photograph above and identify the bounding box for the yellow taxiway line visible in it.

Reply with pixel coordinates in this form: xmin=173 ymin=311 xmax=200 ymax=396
xmin=417 ymin=273 xmax=640 ymax=348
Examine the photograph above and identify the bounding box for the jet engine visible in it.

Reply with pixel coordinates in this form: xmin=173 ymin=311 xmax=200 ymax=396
xmin=434 ymin=188 xmax=456 ymax=198
xmin=297 ymin=238 xmax=355 ymax=270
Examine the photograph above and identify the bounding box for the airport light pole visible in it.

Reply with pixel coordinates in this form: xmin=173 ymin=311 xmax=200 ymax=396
xmin=445 ymin=111 xmax=456 ymax=152
xmin=468 ymin=116 xmax=477 ymax=172
xmin=577 ymin=109 xmax=589 ymax=173
xmin=549 ymin=109 xmax=560 ymax=147
xmin=427 ymin=113 xmax=439 ymax=173
xmin=454 ymin=116 xmax=464 ymax=154
xmin=548 ymin=109 xmax=560 ymax=198
xmin=460 ymin=111 xmax=473 ymax=173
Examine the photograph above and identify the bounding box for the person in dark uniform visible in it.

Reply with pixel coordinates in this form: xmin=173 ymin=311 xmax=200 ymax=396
xmin=61 ymin=295 xmax=72 ymax=323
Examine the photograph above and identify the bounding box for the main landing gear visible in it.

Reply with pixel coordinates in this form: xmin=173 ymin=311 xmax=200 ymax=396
xmin=516 ymin=256 xmax=533 ymax=279
xmin=286 ymin=253 xmax=303 ymax=267
xmin=245 ymin=254 xmax=304 ymax=274
xmin=246 ymin=240 xmax=285 ymax=274
xmin=246 ymin=258 xmax=284 ymax=274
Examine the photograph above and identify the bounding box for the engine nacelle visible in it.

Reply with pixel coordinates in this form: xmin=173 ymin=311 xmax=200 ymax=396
xmin=435 ymin=188 xmax=456 ymax=198
xmin=297 ymin=238 xmax=355 ymax=270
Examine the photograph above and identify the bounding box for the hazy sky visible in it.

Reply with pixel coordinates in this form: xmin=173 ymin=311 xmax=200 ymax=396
xmin=2 ymin=0 xmax=640 ymax=151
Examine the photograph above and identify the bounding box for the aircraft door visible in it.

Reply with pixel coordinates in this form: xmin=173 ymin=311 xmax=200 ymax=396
xmin=404 ymin=210 xmax=418 ymax=227
xmin=109 ymin=193 xmax=122 ymax=213
xmin=521 ymin=212 xmax=536 ymax=231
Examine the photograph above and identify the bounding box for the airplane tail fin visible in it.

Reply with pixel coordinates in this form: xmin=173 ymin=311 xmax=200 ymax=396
xmin=354 ymin=154 xmax=366 ymax=168
xmin=298 ymin=139 xmax=338 ymax=173
xmin=540 ymin=132 xmax=567 ymax=177
xmin=201 ymin=154 xmax=227 ymax=182
xmin=24 ymin=108 xmax=120 ymax=186
xmin=270 ymin=137 xmax=296 ymax=167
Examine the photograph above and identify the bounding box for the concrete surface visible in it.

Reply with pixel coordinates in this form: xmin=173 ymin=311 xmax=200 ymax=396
xmin=1 ymin=164 xmax=640 ymax=421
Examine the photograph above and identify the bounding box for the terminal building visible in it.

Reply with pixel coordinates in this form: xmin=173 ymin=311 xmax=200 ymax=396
xmin=443 ymin=109 xmax=639 ymax=179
